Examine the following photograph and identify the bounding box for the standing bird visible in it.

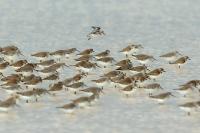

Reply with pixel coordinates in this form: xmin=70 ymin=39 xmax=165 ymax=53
xmin=132 ymin=54 xmax=156 ymax=64
xmin=120 ymin=44 xmax=143 ymax=57
xmin=169 ymin=56 xmax=190 ymax=68
xmin=160 ymin=51 xmax=182 ymax=61
xmin=95 ymin=50 xmax=110 ymax=59
xmin=31 ymin=51 xmax=49 ymax=61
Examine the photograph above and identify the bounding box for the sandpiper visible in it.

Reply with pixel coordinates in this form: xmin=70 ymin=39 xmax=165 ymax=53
xmin=50 ymin=48 xmax=78 ymax=59
xmin=73 ymin=61 xmax=99 ymax=73
xmin=95 ymin=50 xmax=110 ymax=59
xmin=17 ymin=88 xmax=49 ymax=103
xmin=10 ymin=60 xmax=28 ymax=69
xmin=132 ymin=54 xmax=156 ymax=64
xmin=42 ymin=72 xmax=59 ymax=81
xmin=1 ymin=45 xmax=23 ymax=62
xmin=0 ymin=61 xmax=10 ymax=72
xmin=120 ymin=84 xmax=137 ymax=97
xmin=174 ymin=85 xmax=193 ymax=97
xmin=24 ymin=76 xmax=42 ymax=88
xmin=120 ymin=44 xmax=143 ymax=57
xmin=149 ymin=92 xmax=174 ymax=104
xmin=160 ymin=51 xmax=182 ymax=61
xmin=0 ymin=79 xmax=19 ymax=88
xmin=77 ymin=49 xmax=94 ymax=56
xmin=70 ymin=72 xmax=87 ymax=82
xmin=72 ymin=96 xmax=90 ymax=108
xmin=130 ymin=73 xmax=149 ymax=85
xmin=66 ymin=82 xmax=86 ymax=94
xmin=57 ymin=102 xmax=76 ymax=114
xmin=75 ymin=55 xmax=94 ymax=62
xmin=1 ymin=84 xmax=22 ymax=94
xmin=141 ymin=83 xmax=164 ymax=96
xmin=129 ymin=65 xmax=149 ymax=74
xmin=48 ymin=82 xmax=63 ymax=92
xmin=115 ymin=59 xmax=132 ymax=67
xmin=116 ymin=77 xmax=133 ymax=88
xmin=31 ymin=51 xmax=49 ymax=61
xmin=0 ymin=95 xmax=20 ymax=112
xmin=169 ymin=56 xmax=190 ymax=68
xmin=21 ymin=74 xmax=37 ymax=83
xmin=179 ymin=102 xmax=198 ymax=116
xmin=37 ymin=63 xmax=67 ymax=75
xmin=91 ymin=77 xmax=109 ymax=89
xmin=180 ymin=80 xmax=200 ymax=88
xmin=101 ymin=70 xmax=123 ymax=78
xmin=1 ymin=74 xmax=22 ymax=83
xmin=116 ymin=63 xmax=132 ymax=71
xmin=17 ymin=90 xmax=38 ymax=103
xmin=80 ymin=87 xmax=103 ymax=96
xmin=15 ymin=63 xmax=37 ymax=75
xmin=147 ymin=68 xmax=165 ymax=80
xmin=36 ymin=59 xmax=55 ymax=68
xmin=96 ymin=57 xmax=115 ymax=68
xmin=87 ymin=26 xmax=105 ymax=40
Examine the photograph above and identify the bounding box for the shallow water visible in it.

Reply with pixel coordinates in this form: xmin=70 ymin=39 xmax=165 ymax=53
xmin=0 ymin=0 xmax=200 ymax=133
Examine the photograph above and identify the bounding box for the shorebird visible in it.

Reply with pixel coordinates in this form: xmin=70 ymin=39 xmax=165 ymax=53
xmin=17 ymin=88 xmax=49 ymax=103
xmin=115 ymin=59 xmax=132 ymax=67
xmin=101 ymin=70 xmax=124 ymax=78
xmin=120 ymin=44 xmax=143 ymax=57
xmin=15 ymin=63 xmax=37 ymax=75
xmin=129 ymin=65 xmax=149 ymax=74
xmin=116 ymin=63 xmax=132 ymax=71
xmin=48 ymin=82 xmax=63 ymax=92
xmin=1 ymin=74 xmax=22 ymax=83
xmin=1 ymin=45 xmax=23 ymax=62
xmin=179 ymin=101 xmax=198 ymax=116
xmin=141 ymin=83 xmax=164 ymax=96
xmin=21 ymin=74 xmax=37 ymax=83
xmin=132 ymin=54 xmax=156 ymax=64
xmin=72 ymin=96 xmax=90 ymax=108
xmin=75 ymin=55 xmax=94 ymax=62
xmin=77 ymin=49 xmax=94 ymax=56
xmin=57 ymin=103 xmax=76 ymax=114
xmin=66 ymin=82 xmax=86 ymax=94
xmin=80 ymin=87 xmax=103 ymax=96
xmin=116 ymin=77 xmax=133 ymax=88
xmin=91 ymin=77 xmax=109 ymax=89
xmin=1 ymin=84 xmax=22 ymax=94
xmin=72 ymin=61 xmax=99 ymax=73
xmin=31 ymin=51 xmax=49 ymax=61
xmin=50 ymin=48 xmax=78 ymax=59
xmin=180 ymin=80 xmax=200 ymax=88
xmin=87 ymin=26 xmax=105 ymax=40
xmin=10 ymin=60 xmax=28 ymax=69
xmin=24 ymin=76 xmax=42 ymax=88
xmin=174 ymin=85 xmax=193 ymax=97
xmin=149 ymin=92 xmax=175 ymax=104
xmin=160 ymin=51 xmax=182 ymax=61
xmin=120 ymin=84 xmax=137 ymax=97
xmin=169 ymin=56 xmax=190 ymax=68
xmin=0 ymin=61 xmax=10 ymax=72
xmin=96 ymin=57 xmax=115 ymax=68
xmin=95 ymin=50 xmax=110 ymax=59
xmin=0 ymin=95 xmax=20 ymax=112
xmin=42 ymin=72 xmax=59 ymax=81
xmin=147 ymin=68 xmax=165 ymax=80
xmin=37 ymin=59 xmax=55 ymax=68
